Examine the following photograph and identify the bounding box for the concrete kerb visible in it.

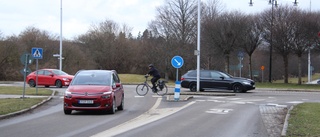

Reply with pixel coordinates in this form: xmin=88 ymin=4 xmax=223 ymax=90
xmin=0 ymin=90 xmax=56 ymax=120
xmin=281 ymin=105 xmax=294 ymax=136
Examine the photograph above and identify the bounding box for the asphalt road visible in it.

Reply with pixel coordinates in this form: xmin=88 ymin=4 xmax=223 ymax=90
xmin=1 ymin=84 xmax=320 ymax=137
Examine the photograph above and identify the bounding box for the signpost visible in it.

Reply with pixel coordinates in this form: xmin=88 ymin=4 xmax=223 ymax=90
xmin=171 ymin=56 xmax=184 ymax=101
xmin=261 ymin=66 xmax=265 ymax=83
xmin=20 ymin=53 xmax=34 ymax=99
xmin=238 ymin=51 xmax=244 ymax=77
xmin=32 ymin=48 xmax=43 ymax=94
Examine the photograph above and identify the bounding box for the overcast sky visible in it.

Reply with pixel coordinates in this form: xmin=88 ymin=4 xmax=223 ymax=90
xmin=0 ymin=0 xmax=319 ymax=39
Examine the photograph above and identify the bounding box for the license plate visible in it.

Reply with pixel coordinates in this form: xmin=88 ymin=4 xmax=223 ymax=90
xmin=78 ymin=100 xmax=94 ymax=104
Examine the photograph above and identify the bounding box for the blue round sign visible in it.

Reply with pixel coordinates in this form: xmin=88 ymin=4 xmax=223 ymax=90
xmin=171 ymin=56 xmax=184 ymax=68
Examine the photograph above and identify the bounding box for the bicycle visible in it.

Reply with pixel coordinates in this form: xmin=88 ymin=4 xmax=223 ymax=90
xmin=136 ymin=75 xmax=168 ymax=96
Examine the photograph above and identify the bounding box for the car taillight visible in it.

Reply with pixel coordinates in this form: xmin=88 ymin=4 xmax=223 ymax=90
xmin=181 ymin=77 xmax=185 ymax=81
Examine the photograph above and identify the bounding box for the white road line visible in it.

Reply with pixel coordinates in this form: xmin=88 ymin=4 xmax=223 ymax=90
xmin=91 ymin=98 xmax=196 ymax=137
xmin=206 ymin=108 xmax=233 ymax=114
xmin=286 ymin=101 xmax=304 ymax=104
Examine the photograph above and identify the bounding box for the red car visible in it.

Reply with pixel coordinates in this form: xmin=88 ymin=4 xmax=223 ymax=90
xmin=63 ymin=70 xmax=124 ymax=115
xmin=27 ymin=69 xmax=74 ymax=88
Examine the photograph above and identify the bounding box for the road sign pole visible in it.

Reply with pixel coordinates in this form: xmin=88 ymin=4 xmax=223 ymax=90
xmin=174 ymin=81 xmax=181 ymax=101
xmin=174 ymin=68 xmax=181 ymax=101
xmin=22 ymin=54 xmax=28 ymax=99
xmin=31 ymin=47 xmax=43 ymax=94
xmin=36 ymin=59 xmax=38 ymax=94
xmin=171 ymin=56 xmax=184 ymax=101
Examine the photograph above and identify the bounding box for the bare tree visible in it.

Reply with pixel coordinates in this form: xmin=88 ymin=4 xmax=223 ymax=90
xmin=201 ymin=0 xmax=224 ymax=70
xmin=203 ymin=11 xmax=248 ymax=73
xmin=239 ymin=14 xmax=264 ymax=79
xmin=148 ymin=0 xmax=199 ymax=79
xmin=289 ymin=10 xmax=320 ymax=84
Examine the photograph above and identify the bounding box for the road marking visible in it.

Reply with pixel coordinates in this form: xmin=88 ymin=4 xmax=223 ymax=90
xmin=231 ymin=101 xmax=246 ymax=104
xmin=207 ymin=100 xmax=226 ymax=103
xmin=227 ymin=98 xmax=241 ymax=100
xmin=92 ymin=99 xmax=196 ymax=137
xmin=287 ymin=101 xmax=304 ymax=104
xmin=266 ymin=103 xmax=288 ymax=108
xmin=206 ymin=109 xmax=233 ymax=114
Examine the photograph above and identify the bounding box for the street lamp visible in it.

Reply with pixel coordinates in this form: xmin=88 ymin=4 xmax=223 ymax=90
xmin=59 ymin=0 xmax=63 ymax=71
xmin=196 ymin=0 xmax=201 ymax=92
xmin=249 ymin=0 xmax=298 ymax=83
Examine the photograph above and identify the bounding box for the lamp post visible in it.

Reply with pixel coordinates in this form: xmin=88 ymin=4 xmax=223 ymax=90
xmin=307 ymin=0 xmax=311 ymax=83
xmin=59 ymin=0 xmax=63 ymax=71
xmin=249 ymin=0 xmax=298 ymax=83
xmin=196 ymin=0 xmax=201 ymax=92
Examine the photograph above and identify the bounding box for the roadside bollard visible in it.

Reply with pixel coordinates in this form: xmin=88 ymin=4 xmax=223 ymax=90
xmin=174 ymin=81 xmax=181 ymax=101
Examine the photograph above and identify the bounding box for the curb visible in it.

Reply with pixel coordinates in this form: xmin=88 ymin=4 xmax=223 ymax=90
xmin=281 ymin=105 xmax=294 ymax=136
xmin=0 ymin=90 xmax=56 ymax=120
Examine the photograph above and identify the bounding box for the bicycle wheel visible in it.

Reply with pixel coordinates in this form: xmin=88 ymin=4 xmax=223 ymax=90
xmin=156 ymin=84 xmax=168 ymax=96
xmin=136 ymin=84 xmax=149 ymax=96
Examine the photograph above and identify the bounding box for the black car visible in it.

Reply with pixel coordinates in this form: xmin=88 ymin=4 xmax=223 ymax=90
xmin=181 ymin=70 xmax=255 ymax=93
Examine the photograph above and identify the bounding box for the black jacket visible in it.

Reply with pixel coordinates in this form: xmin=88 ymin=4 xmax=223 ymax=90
xmin=148 ymin=67 xmax=160 ymax=78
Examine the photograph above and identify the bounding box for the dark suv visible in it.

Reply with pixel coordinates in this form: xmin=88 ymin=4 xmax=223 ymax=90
xmin=181 ymin=70 xmax=255 ymax=93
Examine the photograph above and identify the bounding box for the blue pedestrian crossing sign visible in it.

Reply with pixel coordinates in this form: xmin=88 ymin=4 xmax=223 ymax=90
xmin=171 ymin=56 xmax=184 ymax=68
xmin=31 ymin=48 xmax=43 ymax=59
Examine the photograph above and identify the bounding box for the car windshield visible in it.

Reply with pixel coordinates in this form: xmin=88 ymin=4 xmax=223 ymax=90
xmin=52 ymin=70 xmax=69 ymax=75
xmin=72 ymin=71 xmax=111 ymax=86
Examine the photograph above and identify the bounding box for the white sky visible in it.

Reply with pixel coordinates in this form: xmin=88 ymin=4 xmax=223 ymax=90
xmin=0 ymin=0 xmax=319 ymax=39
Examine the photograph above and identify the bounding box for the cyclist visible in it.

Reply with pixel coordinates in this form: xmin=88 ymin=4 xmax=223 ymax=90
xmin=147 ymin=64 xmax=161 ymax=92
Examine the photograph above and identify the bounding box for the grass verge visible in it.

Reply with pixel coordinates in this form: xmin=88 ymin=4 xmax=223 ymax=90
xmin=286 ymin=103 xmax=320 ymax=136
xmin=0 ymin=86 xmax=52 ymax=115
xmin=0 ymin=86 xmax=53 ymax=95
xmin=256 ymin=83 xmax=320 ymax=90
xmin=0 ymin=98 xmax=47 ymax=115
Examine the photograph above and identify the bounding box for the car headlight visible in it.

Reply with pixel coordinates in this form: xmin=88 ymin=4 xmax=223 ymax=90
xmin=242 ymin=81 xmax=251 ymax=85
xmin=64 ymin=90 xmax=72 ymax=98
xmin=62 ymin=78 xmax=70 ymax=81
xmin=101 ymin=92 xmax=112 ymax=99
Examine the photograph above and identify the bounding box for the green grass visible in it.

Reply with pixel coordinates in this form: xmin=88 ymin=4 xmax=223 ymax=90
xmin=0 ymin=86 xmax=52 ymax=115
xmin=286 ymin=103 xmax=320 ymax=136
xmin=256 ymin=83 xmax=320 ymax=90
xmin=273 ymin=73 xmax=320 ymax=84
xmin=0 ymin=98 xmax=46 ymax=115
xmin=0 ymin=86 xmax=53 ymax=95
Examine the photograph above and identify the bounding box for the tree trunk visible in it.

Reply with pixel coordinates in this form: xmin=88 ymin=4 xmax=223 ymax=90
xmin=249 ymin=55 xmax=253 ymax=80
xmin=298 ymin=55 xmax=302 ymax=85
xmin=283 ymin=55 xmax=289 ymax=83
xmin=224 ymin=54 xmax=230 ymax=73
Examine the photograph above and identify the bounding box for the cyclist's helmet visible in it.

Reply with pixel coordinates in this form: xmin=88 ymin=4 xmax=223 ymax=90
xmin=148 ymin=64 xmax=154 ymax=67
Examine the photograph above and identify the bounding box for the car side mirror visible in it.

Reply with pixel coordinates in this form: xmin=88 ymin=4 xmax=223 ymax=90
xmin=50 ymin=74 xmax=54 ymax=77
xmin=112 ymin=83 xmax=121 ymax=89
xmin=220 ymin=76 xmax=224 ymax=80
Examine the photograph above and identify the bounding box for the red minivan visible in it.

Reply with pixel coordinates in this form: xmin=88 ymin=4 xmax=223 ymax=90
xmin=63 ymin=70 xmax=124 ymax=115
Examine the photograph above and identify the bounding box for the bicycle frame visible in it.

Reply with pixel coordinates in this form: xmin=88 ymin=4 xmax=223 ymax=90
xmin=135 ymin=75 xmax=168 ymax=96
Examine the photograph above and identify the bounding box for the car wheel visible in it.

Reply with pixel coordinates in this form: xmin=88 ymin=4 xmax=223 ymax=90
xmin=55 ymin=80 xmax=62 ymax=88
xmin=64 ymin=109 xmax=72 ymax=115
xmin=189 ymin=83 xmax=197 ymax=92
xmin=108 ymin=98 xmax=116 ymax=114
xmin=117 ymin=94 xmax=124 ymax=111
xmin=233 ymin=83 xmax=243 ymax=93
xmin=28 ymin=80 xmax=36 ymax=87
